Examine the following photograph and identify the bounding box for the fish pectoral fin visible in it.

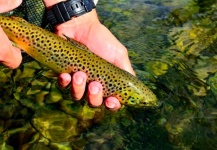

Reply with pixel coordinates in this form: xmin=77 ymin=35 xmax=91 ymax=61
xmin=10 ymin=41 xmax=23 ymax=50
xmin=63 ymin=34 xmax=90 ymax=51
xmin=42 ymin=70 xmax=58 ymax=78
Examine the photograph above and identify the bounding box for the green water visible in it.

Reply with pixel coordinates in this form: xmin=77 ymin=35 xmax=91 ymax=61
xmin=0 ymin=0 xmax=217 ymax=149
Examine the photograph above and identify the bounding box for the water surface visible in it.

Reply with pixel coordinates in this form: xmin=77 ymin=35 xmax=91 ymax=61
xmin=0 ymin=0 xmax=217 ymax=149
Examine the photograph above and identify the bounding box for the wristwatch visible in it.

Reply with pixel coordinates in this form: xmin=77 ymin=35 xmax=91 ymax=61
xmin=47 ymin=0 xmax=96 ymax=26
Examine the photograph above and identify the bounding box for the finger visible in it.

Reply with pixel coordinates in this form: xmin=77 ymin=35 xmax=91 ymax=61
xmin=88 ymin=81 xmax=103 ymax=107
xmin=114 ymin=49 xmax=135 ymax=76
xmin=0 ymin=27 xmax=22 ymax=69
xmin=72 ymin=71 xmax=87 ymax=100
xmin=0 ymin=0 xmax=22 ymax=12
xmin=57 ymin=73 xmax=71 ymax=88
xmin=104 ymin=97 xmax=121 ymax=111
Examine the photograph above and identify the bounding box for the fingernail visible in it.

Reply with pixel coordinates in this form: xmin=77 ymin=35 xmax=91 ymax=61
xmin=106 ymin=101 xmax=116 ymax=109
xmin=74 ymin=76 xmax=84 ymax=85
xmin=90 ymin=86 xmax=100 ymax=95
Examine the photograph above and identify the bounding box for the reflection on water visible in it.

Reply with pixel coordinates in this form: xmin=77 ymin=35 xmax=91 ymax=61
xmin=0 ymin=0 xmax=217 ymax=149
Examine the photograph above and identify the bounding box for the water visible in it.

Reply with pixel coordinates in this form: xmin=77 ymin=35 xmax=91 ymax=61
xmin=0 ymin=0 xmax=217 ymax=149
xmin=97 ymin=0 xmax=217 ymax=149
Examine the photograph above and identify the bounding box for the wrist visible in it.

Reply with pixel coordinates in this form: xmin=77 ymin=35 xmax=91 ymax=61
xmin=46 ymin=0 xmax=97 ymax=26
xmin=58 ymin=9 xmax=99 ymax=27
xmin=55 ymin=8 xmax=100 ymax=43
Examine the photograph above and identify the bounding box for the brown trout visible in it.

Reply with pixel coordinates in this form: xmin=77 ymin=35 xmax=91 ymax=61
xmin=0 ymin=16 xmax=157 ymax=107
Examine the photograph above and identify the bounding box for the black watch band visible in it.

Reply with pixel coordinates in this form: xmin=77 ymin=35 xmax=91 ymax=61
xmin=47 ymin=0 xmax=96 ymax=26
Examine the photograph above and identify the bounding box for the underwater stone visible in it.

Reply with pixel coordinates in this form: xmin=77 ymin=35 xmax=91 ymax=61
xmin=49 ymin=142 xmax=71 ymax=150
xmin=29 ymin=142 xmax=51 ymax=150
xmin=31 ymin=108 xmax=78 ymax=142
xmin=45 ymin=81 xmax=63 ymax=104
xmin=0 ymin=142 xmax=14 ymax=150
xmin=0 ymin=100 xmax=19 ymax=120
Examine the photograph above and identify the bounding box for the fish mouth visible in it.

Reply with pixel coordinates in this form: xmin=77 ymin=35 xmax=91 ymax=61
xmin=127 ymin=101 xmax=162 ymax=110
xmin=141 ymin=101 xmax=163 ymax=109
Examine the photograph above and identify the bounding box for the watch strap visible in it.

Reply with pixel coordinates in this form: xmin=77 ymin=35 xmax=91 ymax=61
xmin=47 ymin=0 xmax=96 ymax=26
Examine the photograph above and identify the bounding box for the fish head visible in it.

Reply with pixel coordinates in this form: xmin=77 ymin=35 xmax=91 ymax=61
xmin=125 ymin=90 xmax=158 ymax=108
xmin=118 ymin=81 xmax=158 ymax=108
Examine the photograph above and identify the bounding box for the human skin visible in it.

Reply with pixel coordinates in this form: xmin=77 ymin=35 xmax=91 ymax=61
xmin=0 ymin=0 xmax=23 ymax=68
xmin=0 ymin=0 xmax=135 ymax=111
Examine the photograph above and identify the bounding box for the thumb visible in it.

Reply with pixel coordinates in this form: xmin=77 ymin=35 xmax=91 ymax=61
xmin=0 ymin=0 xmax=22 ymax=12
xmin=0 ymin=27 xmax=22 ymax=69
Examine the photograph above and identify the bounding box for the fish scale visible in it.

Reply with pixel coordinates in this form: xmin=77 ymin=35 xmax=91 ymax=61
xmin=0 ymin=15 xmax=157 ymax=107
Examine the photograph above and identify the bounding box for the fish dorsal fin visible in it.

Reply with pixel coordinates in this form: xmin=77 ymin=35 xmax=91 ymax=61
xmin=63 ymin=35 xmax=89 ymax=51
xmin=11 ymin=16 xmax=29 ymax=24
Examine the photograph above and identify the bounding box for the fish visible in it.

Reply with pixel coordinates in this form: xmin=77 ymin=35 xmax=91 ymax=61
xmin=0 ymin=15 xmax=157 ymax=108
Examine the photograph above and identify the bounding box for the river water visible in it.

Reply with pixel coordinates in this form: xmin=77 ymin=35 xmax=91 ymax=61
xmin=0 ymin=0 xmax=217 ymax=149
xmin=95 ymin=0 xmax=217 ymax=149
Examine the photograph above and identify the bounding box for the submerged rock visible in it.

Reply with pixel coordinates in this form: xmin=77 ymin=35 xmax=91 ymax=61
xmin=32 ymin=108 xmax=78 ymax=142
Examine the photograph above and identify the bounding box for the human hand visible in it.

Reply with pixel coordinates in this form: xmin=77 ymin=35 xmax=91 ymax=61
xmin=0 ymin=0 xmax=22 ymax=68
xmin=44 ymin=0 xmax=135 ymax=111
